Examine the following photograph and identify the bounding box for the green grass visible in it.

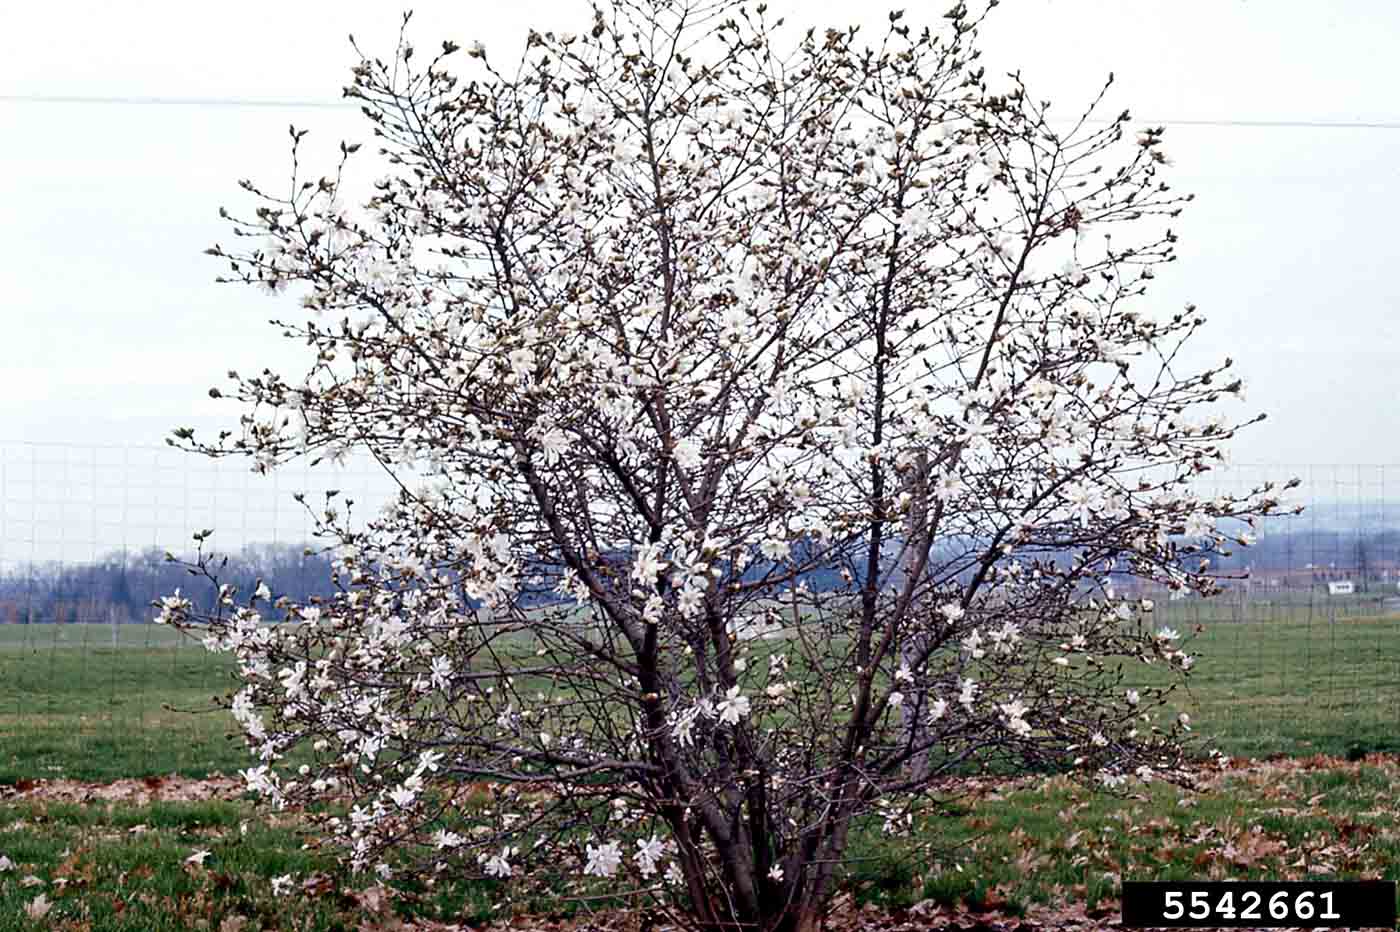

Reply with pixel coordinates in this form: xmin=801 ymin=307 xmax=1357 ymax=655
xmin=3 ymin=611 xmax=1400 ymax=928
xmin=4 ymin=609 xmax=1400 ymax=783
xmin=0 ymin=624 xmax=242 ymax=783
xmin=0 ymin=794 xmax=511 ymax=931
xmin=839 ymin=755 xmax=1400 ymax=917
xmin=4 ymin=756 xmax=1400 ymax=930
xmin=1137 ymin=613 xmax=1400 ymax=759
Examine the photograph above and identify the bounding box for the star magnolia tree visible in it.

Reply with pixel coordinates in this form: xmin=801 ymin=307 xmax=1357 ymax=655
xmin=164 ymin=1 xmax=1295 ymax=929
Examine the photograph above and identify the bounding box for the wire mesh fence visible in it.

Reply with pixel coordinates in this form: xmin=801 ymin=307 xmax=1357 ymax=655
xmin=0 ymin=442 xmax=1398 ymax=780
xmin=0 ymin=440 xmax=402 ymax=780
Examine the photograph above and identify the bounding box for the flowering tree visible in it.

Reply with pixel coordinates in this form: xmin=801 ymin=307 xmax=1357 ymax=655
xmin=165 ymin=1 xmax=1294 ymax=929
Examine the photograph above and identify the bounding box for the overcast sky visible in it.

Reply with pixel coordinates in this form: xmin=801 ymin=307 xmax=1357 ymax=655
xmin=1 ymin=0 xmax=1397 ymax=561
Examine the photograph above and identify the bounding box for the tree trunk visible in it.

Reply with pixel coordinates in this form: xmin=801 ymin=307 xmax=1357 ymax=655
xmin=898 ymin=451 xmax=932 ymax=782
xmin=792 ymin=905 xmax=824 ymax=932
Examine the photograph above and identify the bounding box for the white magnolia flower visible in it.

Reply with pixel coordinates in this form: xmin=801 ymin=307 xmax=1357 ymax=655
xmin=1126 ymin=689 xmax=1140 ymax=707
xmin=239 ymin=764 xmax=279 ymax=799
xmin=433 ymin=830 xmax=465 ymax=849
xmin=962 ymin=628 xmax=984 ymax=659
xmin=759 ymin=537 xmax=790 ymax=561
xmin=768 ymin=864 xmax=784 ymax=882
xmin=673 ymin=437 xmax=702 ymax=469
xmin=429 ymin=655 xmax=452 ymax=690
xmin=508 ymin=347 xmax=535 ymax=381
xmin=670 ymin=706 xmax=703 ymax=746
xmin=958 ymin=678 xmax=977 ymax=708
xmin=716 ymin=685 xmax=751 ymax=725
xmin=677 ymin=585 xmax=705 ymax=617
xmin=155 ymin=589 xmax=191 ymax=625
xmin=271 ymin=874 xmax=294 ymax=896
xmin=584 ymin=840 xmax=623 ymax=877
xmin=644 ymin=593 xmax=665 ymax=624
xmin=632 ymin=542 xmax=668 ymax=583
xmin=1183 ymin=512 xmax=1214 ymax=538
xmin=999 ymin=698 xmax=1028 ymax=720
xmin=931 ymin=471 xmax=964 ymax=501
xmin=999 ymin=698 xmax=1031 ymax=737
xmin=538 ymin=428 xmax=570 ymax=465
xmin=0 ymin=855 xmax=13 ymax=872
xmin=928 ymin=697 xmax=948 ymax=722
xmin=1062 ymin=482 xmax=1101 ymax=524
xmin=635 ymin=836 xmax=666 ymax=877
xmin=483 ymin=846 xmax=513 ymax=878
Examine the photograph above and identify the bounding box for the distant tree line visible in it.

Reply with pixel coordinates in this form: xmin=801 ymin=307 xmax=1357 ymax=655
xmin=0 ymin=544 xmax=338 ymax=624
xmin=2 ymin=524 xmax=1396 ymax=625
xmin=1212 ymin=524 xmax=1400 ymax=591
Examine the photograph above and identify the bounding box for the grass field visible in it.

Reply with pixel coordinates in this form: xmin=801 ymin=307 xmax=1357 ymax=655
xmin=3 ymin=613 xmax=1400 ymax=929
xmin=2 ymin=753 xmax=1400 ymax=929
xmin=846 ymin=753 xmax=1400 ymax=915
xmin=0 ymin=788 xmax=513 ymax=930
xmin=1144 ymin=612 xmax=1400 ymax=759
xmin=0 ymin=623 xmax=241 ymax=783
xmin=3 ymin=610 xmax=1400 ymax=782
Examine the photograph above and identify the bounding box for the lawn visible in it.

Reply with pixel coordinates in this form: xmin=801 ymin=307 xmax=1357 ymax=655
xmin=0 ymin=624 xmax=241 ymax=783
xmin=3 ymin=612 xmax=1400 ymax=929
xmin=3 ymin=609 xmax=1400 ymax=782
xmin=843 ymin=753 xmax=1400 ymax=917
xmin=1139 ymin=613 xmax=1400 ymax=760
xmin=2 ymin=755 xmax=1400 ymax=930
xmin=0 ymin=781 xmax=508 ymax=931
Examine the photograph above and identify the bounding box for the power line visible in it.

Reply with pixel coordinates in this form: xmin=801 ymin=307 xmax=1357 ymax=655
xmin=1126 ymin=117 xmax=1400 ymax=131
xmin=4 ymin=93 xmax=1400 ymax=130
xmin=0 ymin=94 xmax=357 ymax=110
